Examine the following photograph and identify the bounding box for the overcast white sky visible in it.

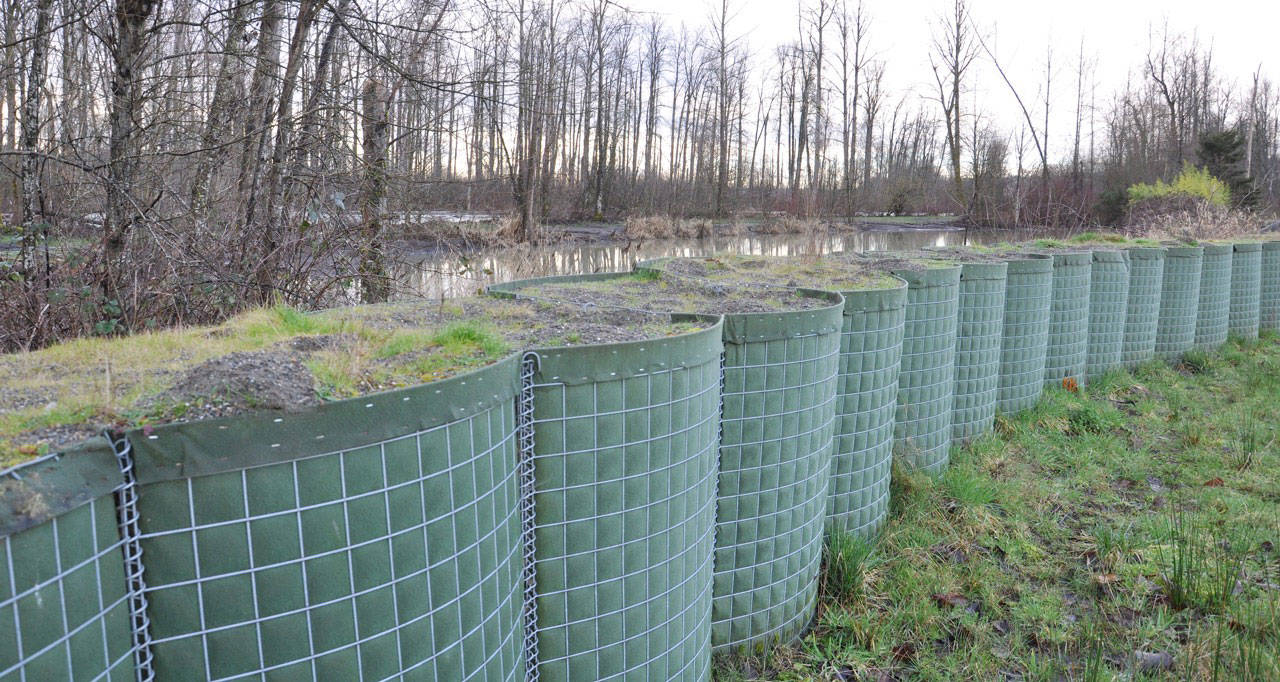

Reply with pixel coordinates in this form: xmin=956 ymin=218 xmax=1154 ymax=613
xmin=627 ymin=0 xmax=1278 ymax=160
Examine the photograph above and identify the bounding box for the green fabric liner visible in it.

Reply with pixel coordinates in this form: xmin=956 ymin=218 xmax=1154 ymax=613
xmin=1092 ymin=250 xmax=1128 ymax=264
xmin=128 ymin=354 xmax=521 ymax=484
xmin=1234 ymin=242 xmax=1262 ymax=253
xmin=0 ymin=437 xmax=123 ymax=536
xmin=529 ymin=316 xmax=724 ymax=385
xmin=1005 ymin=255 xmax=1054 ymax=273
xmin=893 ymin=265 xmax=963 ymax=289
xmin=842 ymin=279 xmax=909 ymax=313
xmin=1127 ymin=248 xmax=1166 ymax=261
xmin=958 ymin=263 xmax=1010 ymax=280
xmin=720 ymin=290 xmax=844 ymax=344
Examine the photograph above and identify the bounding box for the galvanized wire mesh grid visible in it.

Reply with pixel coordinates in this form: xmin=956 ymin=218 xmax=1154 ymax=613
xmin=1229 ymin=243 xmax=1262 ymax=340
xmin=996 ymin=258 xmax=1053 ymax=415
xmin=1155 ymin=247 xmax=1204 ymax=360
xmin=1043 ymin=253 xmax=1092 ymax=387
xmin=134 ymin=404 xmax=525 ymax=681
xmin=0 ymin=493 xmax=136 ymax=681
xmin=1262 ymin=243 xmax=1280 ymax=332
xmin=1122 ymin=248 xmax=1166 ymax=368
xmin=893 ymin=267 xmax=961 ymax=474
xmin=1085 ymin=251 xmax=1130 ymax=383
xmin=828 ymin=289 xmax=906 ymax=536
xmin=713 ymin=330 xmax=840 ymax=650
xmin=951 ymin=264 xmax=1007 ymax=443
xmin=1193 ymin=245 xmax=1232 ymax=350
xmin=527 ymin=359 xmax=719 ymax=681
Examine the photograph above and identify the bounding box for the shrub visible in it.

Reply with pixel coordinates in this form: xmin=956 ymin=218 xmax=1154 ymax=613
xmin=1128 ymin=163 xmax=1231 ymax=209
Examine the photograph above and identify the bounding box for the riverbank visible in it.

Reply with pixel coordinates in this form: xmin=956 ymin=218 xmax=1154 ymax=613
xmin=715 ymin=334 xmax=1279 ymax=680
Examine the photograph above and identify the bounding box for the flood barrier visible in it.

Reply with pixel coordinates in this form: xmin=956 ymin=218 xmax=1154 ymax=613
xmin=951 ymin=263 xmax=1008 ymax=442
xmin=892 ymin=266 xmax=962 ymax=474
xmin=1043 ymin=252 xmax=1092 ymax=387
xmin=996 ymin=255 xmax=1054 ymax=415
xmin=4 ymin=237 xmax=1276 ymax=681
xmin=1085 ymin=250 xmax=1130 ymax=383
xmin=1155 ymin=246 xmax=1205 ymax=360
xmin=1229 ymin=242 xmax=1262 ymax=340
xmin=1193 ymin=243 xmax=1232 ymax=350
xmin=1121 ymin=247 xmax=1166 ymax=368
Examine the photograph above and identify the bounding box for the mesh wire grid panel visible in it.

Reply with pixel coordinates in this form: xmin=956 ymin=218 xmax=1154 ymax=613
xmin=0 ymin=439 xmax=138 ymax=681
xmin=996 ymin=256 xmax=1053 ymax=415
xmin=1085 ymin=251 xmax=1130 ymax=383
xmin=1229 ymin=242 xmax=1262 ymax=340
xmin=1122 ymin=248 xmax=1167 ymax=368
xmin=950 ymin=263 xmax=1008 ymax=443
xmin=827 ymin=283 xmax=907 ymax=537
xmin=128 ymin=356 xmax=526 ymax=681
xmin=712 ymin=297 xmax=843 ymax=651
xmin=1042 ymin=252 xmax=1092 ymax=387
xmin=1155 ymin=246 xmax=1205 ymax=361
xmin=891 ymin=266 xmax=961 ymax=474
xmin=1193 ymin=243 xmax=1232 ymax=350
xmin=525 ymin=323 xmax=723 ymax=681
xmin=1262 ymin=242 xmax=1280 ymax=331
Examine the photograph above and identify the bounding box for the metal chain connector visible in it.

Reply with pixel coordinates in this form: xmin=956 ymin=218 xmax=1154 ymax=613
xmin=517 ymin=353 xmax=541 ymax=681
xmin=105 ymin=431 xmax=155 ymax=682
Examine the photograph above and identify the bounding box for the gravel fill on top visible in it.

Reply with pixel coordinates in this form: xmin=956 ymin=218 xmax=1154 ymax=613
xmin=656 ymin=255 xmax=901 ymax=291
xmin=509 ymin=271 xmax=832 ymax=315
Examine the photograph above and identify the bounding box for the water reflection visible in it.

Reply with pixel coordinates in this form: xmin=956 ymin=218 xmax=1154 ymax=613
xmin=392 ymin=227 xmax=1010 ymax=300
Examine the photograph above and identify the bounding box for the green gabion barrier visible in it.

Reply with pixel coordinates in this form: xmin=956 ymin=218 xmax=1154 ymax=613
xmin=1043 ymin=252 xmax=1092 ymax=387
xmin=1229 ymin=242 xmax=1262 ymax=340
xmin=1155 ymin=246 xmax=1205 ymax=360
xmin=1085 ymin=250 xmax=1130 ymax=382
xmin=0 ymin=439 xmax=137 ymax=680
xmin=996 ymin=255 xmax=1053 ymax=415
xmin=1262 ymin=242 xmax=1280 ymax=331
xmin=1122 ymin=247 xmax=1166 ymax=367
xmin=1193 ymin=243 xmax=1232 ymax=350
xmin=526 ymin=324 xmax=723 ymax=680
xmin=129 ymin=358 xmax=526 ymax=681
xmin=892 ymin=266 xmax=961 ymax=474
xmin=951 ymin=262 xmax=1008 ymax=442
xmin=827 ymin=282 xmax=907 ymax=537
xmin=712 ymin=296 xmax=842 ymax=651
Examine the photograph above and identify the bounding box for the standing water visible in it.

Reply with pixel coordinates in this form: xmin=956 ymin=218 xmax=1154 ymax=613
xmin=391 ymin=226 xmax=1019 ymax=300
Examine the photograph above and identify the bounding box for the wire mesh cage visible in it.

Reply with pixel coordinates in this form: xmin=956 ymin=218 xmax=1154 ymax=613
xmin=1043 ymin=252 xmax=1092 ymax=388
xmin=996 ymin=255 xmax=1054 ymax=415
xmin=525 ymin=324 xmax=723 ymax=681
xmin=1155 ymin=246 xmax=1205 ymax=361
xmin=1086 ymin=250 xmax=1130 ymax=383
xmin=950 ymin=263 xmax=1008 ymax=443
xmin=891 ymin=266 xmax=962 ymax=474
xmin=128 ymin=358 xmax=527 ymax=681
xmin=1193 ymin=243 xmax=1232 ymax=350
xmin=0 ymin=438 xmax=139 ymax=681
xmin=1229 ymin=242 xmax=1262 ymax=340
xmin=1121 ymin=247 xmax=1167 ymax=368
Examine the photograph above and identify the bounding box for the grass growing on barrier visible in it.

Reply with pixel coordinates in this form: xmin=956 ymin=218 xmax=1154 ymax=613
xmin=714 ymin=334 xmax=1280 ymax=681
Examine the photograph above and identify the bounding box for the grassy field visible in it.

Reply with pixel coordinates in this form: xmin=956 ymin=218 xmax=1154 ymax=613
xmin=716 ymin=334 xmax=1280 ymax=681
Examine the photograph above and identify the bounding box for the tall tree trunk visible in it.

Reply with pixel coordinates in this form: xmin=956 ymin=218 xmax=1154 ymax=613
xmin=19 ymin=0 xmax=52 ymax=271
xmin=191 ymin=0 xmax=251 ymax=214
xmin=102 ymin=0 xmax=160 ymax=296
xmin=359 ymin=78 xmax=390 ymax=303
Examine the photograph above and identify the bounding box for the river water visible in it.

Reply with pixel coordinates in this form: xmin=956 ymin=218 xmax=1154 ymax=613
xmin=391 ymin=226 xmax=1025 ymax=300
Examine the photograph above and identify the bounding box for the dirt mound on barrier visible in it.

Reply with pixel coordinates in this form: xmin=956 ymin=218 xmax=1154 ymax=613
xmin=159 ymin=351 xmax=320 ymax=417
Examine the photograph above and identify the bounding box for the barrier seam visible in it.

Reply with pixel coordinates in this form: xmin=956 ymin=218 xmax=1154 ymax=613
xmin=517 ymin=353 xmax=541 ymax=682
xmin=105 ymin=430 xmax=156 ymax=682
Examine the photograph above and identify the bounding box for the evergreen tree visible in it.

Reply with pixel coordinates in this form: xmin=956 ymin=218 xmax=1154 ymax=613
xmin=1197 ymin=129 xmax=1257 ymax=207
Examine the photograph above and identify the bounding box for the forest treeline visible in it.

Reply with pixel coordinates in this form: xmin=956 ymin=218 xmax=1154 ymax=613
xmin=0 ymin=0 xmax=1277 ymax=349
